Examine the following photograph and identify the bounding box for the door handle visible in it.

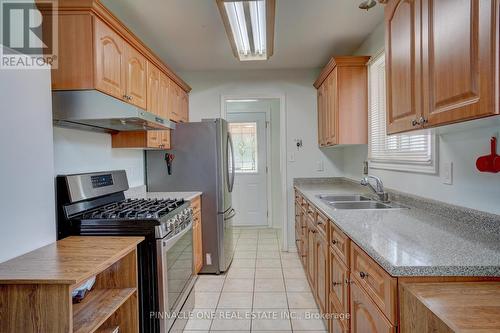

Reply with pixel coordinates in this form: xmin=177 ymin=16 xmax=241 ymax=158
xmin=224 ymin=208 xmax=236 ymax=221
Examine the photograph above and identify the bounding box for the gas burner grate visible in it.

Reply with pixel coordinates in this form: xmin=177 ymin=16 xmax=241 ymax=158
xmin=81 ymin=198 xmax=185 ymax=220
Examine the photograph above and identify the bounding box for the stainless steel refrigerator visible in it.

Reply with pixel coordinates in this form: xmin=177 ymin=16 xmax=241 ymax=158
xmin=146 ymin=118 xmax=235 ymax=274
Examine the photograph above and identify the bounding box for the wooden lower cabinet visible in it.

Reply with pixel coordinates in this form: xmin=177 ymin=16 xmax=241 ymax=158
xmin=330 ymin=247 xmax=350 ymax=315
xmin=191 ymin=196 xmax=203 ymax=274
xmin=350 ymin=278 xmax=396 ymax=333
xmin=315 ymin=232 xmax=328 ymax=313
xmin=329 ymin=300 xmax=349 ymax=333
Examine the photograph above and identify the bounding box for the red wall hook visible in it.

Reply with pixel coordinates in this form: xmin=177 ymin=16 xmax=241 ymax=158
xmin=476 ymin=137 xmax=500 ymax=173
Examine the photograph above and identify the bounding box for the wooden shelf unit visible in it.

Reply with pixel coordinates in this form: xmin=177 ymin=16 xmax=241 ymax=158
xmin=0 ymin=236 xmax=143 ymax=333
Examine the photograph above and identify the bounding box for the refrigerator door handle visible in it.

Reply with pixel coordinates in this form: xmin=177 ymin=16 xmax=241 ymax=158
xmin=227 ymin=133 xmax=235 ymax=193
xmin=224 ymin=208 xmax=236 ymax=221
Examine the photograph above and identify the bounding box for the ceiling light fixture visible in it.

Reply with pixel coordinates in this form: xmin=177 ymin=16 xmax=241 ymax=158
xmin=217 ymin=0 xmax=275 ymax=61
xmin=359 ymin=0 xmax=377 ymax=10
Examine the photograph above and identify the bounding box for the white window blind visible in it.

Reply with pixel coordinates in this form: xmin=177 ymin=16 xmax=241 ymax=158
xmin=368 ymin=52 xmax=436 ymax=173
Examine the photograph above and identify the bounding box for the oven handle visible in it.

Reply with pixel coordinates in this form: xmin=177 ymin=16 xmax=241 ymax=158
xmin=162 ymin=220 xmax=193 ymax=251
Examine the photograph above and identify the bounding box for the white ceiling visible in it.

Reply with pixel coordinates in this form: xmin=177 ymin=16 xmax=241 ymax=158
xmin=101 ymin=0 xmax=384 ymax=71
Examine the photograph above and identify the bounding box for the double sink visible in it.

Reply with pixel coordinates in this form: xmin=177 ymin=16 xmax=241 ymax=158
xmin=317 ymin=194 xmax=405 ymax=210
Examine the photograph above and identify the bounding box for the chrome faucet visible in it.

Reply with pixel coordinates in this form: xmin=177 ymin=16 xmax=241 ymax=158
xmin=361 ymin=175 xmax=389 ymax=202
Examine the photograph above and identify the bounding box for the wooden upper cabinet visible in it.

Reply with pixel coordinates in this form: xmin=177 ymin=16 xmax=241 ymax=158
xmin=180 ymin=90 xmax=189 ymax=123
xmin=314 ymin=57 xmax=369 ymax=147
xmin=350 ymin=279 xmax=396 ymax=333
xmin=94 ymin=18 xmax=125 ymax=100
xmin=124 ymin=44 xmax=147 ymax=109
xmin=159 ymin=73 xmax=171 ymax=120
xmin=147 ymin=62 xmax=161 ymax=116
xmin=384 ymin=0 xmax=499 ymax=134
xmin=385 ymin=0 xmax=421 ymax=134
xmin=421 ymin=0 xmax=498 ymax=126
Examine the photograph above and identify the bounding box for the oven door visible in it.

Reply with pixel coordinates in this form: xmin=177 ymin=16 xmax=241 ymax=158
xmin=156 ymin=220 xmax=195 ymax=332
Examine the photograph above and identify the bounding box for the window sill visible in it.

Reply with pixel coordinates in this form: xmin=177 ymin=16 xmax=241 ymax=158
xmin=369 ymin=160 xmax=438 ymax=174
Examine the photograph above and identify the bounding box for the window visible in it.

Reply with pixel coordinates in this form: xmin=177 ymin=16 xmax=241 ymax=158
xmin=228 ymin=122 xmax=258 ymax=173
xmin=368 ymin=52 xmax=437 ymax=173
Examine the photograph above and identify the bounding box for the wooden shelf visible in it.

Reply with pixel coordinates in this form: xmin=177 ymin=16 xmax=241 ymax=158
xmin=73 ymin=288 xmax=136 ymax=333
xmin=0 ymin=236 xmax=141 ymax=333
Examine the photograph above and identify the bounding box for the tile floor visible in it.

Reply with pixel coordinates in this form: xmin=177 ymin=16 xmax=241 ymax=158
xmin=171 ymin=227 xmax=327 ymax=333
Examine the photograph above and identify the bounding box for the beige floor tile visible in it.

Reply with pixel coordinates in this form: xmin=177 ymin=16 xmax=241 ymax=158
xmin=235 ymin=244 xmax=258 ymax=251
xmin=256 ymin=258 xmax=281 ymax=268
xmin=251 ymin=309 xmax=292 ymax=331
xmin=226 ymin=268 xmax=255 ymax=279
xmin=280 ymin=258 xmax=302 ymax=268
xmin=287 ymin=292 xmax=318 ymax=309
xmin=183 ymin=331 xmax=210 ymax=333
xmin=284 ymin=278 xmax=311 ymax=292
xmin=193 ymin=292 xmax=221 ymax=309
xmin=218 ymin=292 xmax=253 ymax=308
xmin=234 ymin=251 xmax=257 ymax=259
xmin=256 ymin=251 xmax=280 ymax=259
xmin=195 ymin=278 xmax=226 ymax=292
xmin=282 ymin=267 xmax=307 ymax=279
xmin=254 ymin=278 xmax=285 ymax=292
xmin=238 ymin=234 xmax=258 ymax=239
xmin=222 ymin=278 xmax=254 ymax=292
xmin=280 ymin=251 xmax=299 ymax=260
xmin=230 ymin=258 xmax=256 ymax=268
xmin=198 ymin=274 xmax=226 ymax=281
xmin=253 ymin=292 xmax=288 ymax=309
xmin=210 ymin=309 xmax=252 ymax=331
xmin=290 ymin=309 xmax=327 ymax=331
xmin=184 ymin=309 xmax=214 ymax=330
xmin=255 ymin=268 xmax=283 ymax=279
xmin=258 ymin=238 xmax=279 ymax=245
xmin=257 ymin=244 xmax=280 ymax=251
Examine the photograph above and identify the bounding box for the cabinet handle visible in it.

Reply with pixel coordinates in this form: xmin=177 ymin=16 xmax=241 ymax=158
xmin=359 ymin=271 xmax=369 ymax=279
xmin=411 ymin=119 xmax=418 ymax=126
xmin=345 ymin=279 xmax=354 ymax=285
xmin=317 ymin=219 xmax=324 ymax=225
xmin=418 ymin=116 xmax=428 ymax=125
xmin=331 ymin=239 xmax=337 ymax=245
xmin=332 ymin=281 xmax=342 ymax=287
xmin=128 ymin=95 xmax=133 ymax=100
xmin=123 ymin=94 xmax=128 ymax=100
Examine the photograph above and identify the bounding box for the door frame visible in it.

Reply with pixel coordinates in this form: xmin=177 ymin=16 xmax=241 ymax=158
xmin=220 ymin=94 xmax=288 ymax=251
xmin=226 ymin=109 xmax=272 ymax=228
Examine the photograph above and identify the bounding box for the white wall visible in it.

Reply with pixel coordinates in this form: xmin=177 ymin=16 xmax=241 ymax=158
xmin=53 ymin=128 xmax=145 ymax=187
xmin=179 ymin=69 xmax=344 ymax=247
xmin=343 ymin=21 xmax=500 ymax=215
xmin=0 ymin=62 xmax=56 ymax=262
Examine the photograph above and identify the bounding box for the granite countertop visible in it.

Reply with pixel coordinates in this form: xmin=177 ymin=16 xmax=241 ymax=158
xmin=294 ymin=179 xmax=500 ymax=277
xmin=125 ymin=185 xmax=202 ymax=202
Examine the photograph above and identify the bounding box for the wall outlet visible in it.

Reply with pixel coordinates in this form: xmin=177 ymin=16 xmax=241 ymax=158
xmin=317 ymin=160 xmax=324 ymax=172
xmin=442 ymin=161 xmax=453 ymax=185
xmin=289 ymin=152 xmax=296 ymax=162
xmin=363 ymin=161 xmax=369 ymax=175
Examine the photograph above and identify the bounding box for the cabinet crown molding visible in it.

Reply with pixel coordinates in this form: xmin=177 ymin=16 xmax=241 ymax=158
xmin=314 ymin=56 xmax=370 ymax=89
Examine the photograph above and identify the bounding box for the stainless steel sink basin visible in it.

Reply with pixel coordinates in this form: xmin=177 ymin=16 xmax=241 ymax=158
xmin=328 ymin=201 xmax=395 ymax=210
xmin=317 ymin=194 xmax=372 ymax=202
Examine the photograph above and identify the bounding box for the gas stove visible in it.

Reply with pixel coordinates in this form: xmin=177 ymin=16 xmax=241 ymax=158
xmin=71 ymin=197 xmax=192 ymax=239
xmin=56 ymin=170 xmax=196 ymax=333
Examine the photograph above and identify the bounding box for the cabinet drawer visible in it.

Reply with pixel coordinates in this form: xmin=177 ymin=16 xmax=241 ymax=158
xmin=191 ymin=195 xmax=201 ymax=215
xmin=305 ymin=203 xmax=316 ymax=223
xmin=316 ymin=211 xmax=328 ymax=236
xmin=350 ymin=242 xmax=397 ymax=324
xmin=329 ymin=220 xmax=350 ymax=266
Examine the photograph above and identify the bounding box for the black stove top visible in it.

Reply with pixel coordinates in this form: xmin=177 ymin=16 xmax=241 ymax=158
xmin=79 ymin=198 xmax=185 ymax=220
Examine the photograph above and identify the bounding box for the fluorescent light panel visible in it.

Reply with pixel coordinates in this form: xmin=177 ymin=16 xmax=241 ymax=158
xmin=222 ymin=0 xmax=268 ymax=61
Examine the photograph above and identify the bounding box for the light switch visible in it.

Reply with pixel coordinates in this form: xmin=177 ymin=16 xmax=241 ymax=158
xmin=317 ymin=160 xmax=324 ymax=172
xmin=442 ymin=162 xmax=453 ymax=185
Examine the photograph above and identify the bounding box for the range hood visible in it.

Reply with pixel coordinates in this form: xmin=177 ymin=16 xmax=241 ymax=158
xmin=52 ymin=90 xmax=175 ymax=133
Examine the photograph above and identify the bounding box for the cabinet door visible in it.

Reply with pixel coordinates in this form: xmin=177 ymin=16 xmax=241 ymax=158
xmin=350 ymin=279 xmax=396 ymax=333
xmin=159 ymin=73 xmax=170 ymax=120
xmin=329 ymin=247 xmax=349 ymax=315
xmin=181 ymin=91 xmax=189 ymax=122
xmin=317 ymin=84 xmax=325 ymax=146
xmin=168 ymin=82 xmax=182 ymax=122
xmin=307 ymin=220 xmax=316 ymax=288
xmin=385 ymin=0 xmax=422 ymax=134
xmin=421 ymin=0 xmax=498 ymax=126
xmin=158 ymin=130 xmax=171 ymax=150
xmin=315 ymin=234 xmax=327 ymax=313
xmin=193 ymin=213 xmax=203 ymax=273
xmin=94 ymin=19 xmax=125 ymax=100
xmin=147 ymin=131 xmax=161 ymax=148
xmin=124 ymin=44 xmax=147 ymax=109
xmin=326 ymin=69 xmax=338 ymax=146
xmin=147 ymin=62 xmax=161 ymax=116
xmin=299 ymin=204 xmax=308 ymax=266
